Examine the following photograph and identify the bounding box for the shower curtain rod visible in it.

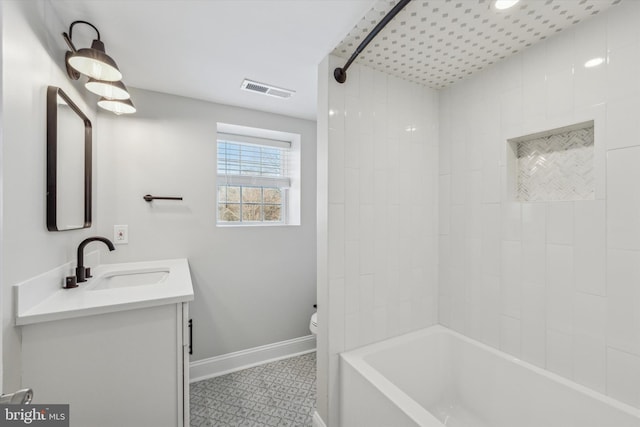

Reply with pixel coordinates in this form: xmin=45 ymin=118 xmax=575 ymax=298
xmin=334 ymin=0 xmax=412 ymax=84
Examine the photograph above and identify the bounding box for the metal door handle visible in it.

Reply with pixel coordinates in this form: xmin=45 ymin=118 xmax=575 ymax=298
xmin=0 ymin=388 xmax=33 ymax=404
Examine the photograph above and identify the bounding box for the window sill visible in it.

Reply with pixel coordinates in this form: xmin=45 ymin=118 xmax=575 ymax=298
xmin=216 ymin=222 xmax=300 ymax=228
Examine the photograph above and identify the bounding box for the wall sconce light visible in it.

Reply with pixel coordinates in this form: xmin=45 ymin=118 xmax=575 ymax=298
xmin=98 ymin=98 xmax=137 ymax=115
xmin=62 ymin=20 xmax=135 ymax=114
xmin=62 ymin=21 xmax=121 ymax=81
xmin=85 ymin=78 xmax=130 ymax=100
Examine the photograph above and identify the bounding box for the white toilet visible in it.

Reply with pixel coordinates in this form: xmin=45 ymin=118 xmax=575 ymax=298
xmin=309 ymin=312 xmax=317 ymax=335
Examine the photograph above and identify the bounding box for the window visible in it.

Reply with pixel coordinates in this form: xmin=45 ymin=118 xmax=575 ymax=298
xmin=216 ymin=124 xmax=300 ymax=225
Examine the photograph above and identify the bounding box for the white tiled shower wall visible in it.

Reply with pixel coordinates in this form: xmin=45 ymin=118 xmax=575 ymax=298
xmin=327 ymin=58 xmax=439 ymax=349
xmin=439 ymin=0 xmax=640 ymax=408
xmin=318 ymin=55 xmax=439 ymax=425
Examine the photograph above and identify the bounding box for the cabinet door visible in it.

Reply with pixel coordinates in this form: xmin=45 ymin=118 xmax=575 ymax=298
xmin=180 ymin=302 xmax=190 ymax=427
xmin=22 ymin=305 xmax=180 ymax=427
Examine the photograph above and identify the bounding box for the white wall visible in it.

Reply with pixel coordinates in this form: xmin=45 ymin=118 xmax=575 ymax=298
xmin=0 ymin=0 xmax=4 ymax=393
xmin=1 ymin=0 xmax=316 ymax=392
xmin=96 ymin=87 xmax=317 ymax=362
xmin=1 ymin=0 xmax=98 ymax=391
xmin=439 ymin=0 xmax=640 ymax=408
xmin=317 ymin=55 xmax=439 ymax=425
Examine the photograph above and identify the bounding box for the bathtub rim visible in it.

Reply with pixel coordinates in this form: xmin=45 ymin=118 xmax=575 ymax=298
xmin=340 ymin=324 xmax=640 ymax=422
xmin=341 ymin=344 xmax=442 ymax=426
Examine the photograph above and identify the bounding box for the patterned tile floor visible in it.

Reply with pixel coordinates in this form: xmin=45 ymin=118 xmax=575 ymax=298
xmin=190 ymin=352 xmax=316 ymax=427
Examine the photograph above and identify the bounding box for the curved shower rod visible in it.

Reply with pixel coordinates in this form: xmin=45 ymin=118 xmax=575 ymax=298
xmin=334 ymin=0 xmax=412 ymax=84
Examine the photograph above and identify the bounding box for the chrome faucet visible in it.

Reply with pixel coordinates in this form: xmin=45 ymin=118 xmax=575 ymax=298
xmin=75 ymin=236 xmax=115 ymax=283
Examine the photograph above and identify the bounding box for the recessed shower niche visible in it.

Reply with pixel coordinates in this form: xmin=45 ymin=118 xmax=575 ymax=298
xmin=507 ymin=121 xmax=595 ymax=202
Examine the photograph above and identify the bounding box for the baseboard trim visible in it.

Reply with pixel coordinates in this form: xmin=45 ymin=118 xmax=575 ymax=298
xmin=190 ymin=335 xmax=316 ymax=383
xmin=312 ymin=411 xmax=327 ymax=427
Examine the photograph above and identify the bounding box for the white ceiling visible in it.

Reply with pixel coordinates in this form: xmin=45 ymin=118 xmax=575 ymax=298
xmin=49 ymin=0 xmax=623 ymax=121
xmin=49 ymin=0 xmax=377 ymax=121
xmin=334 ymin=0 xmax=622 ymax=88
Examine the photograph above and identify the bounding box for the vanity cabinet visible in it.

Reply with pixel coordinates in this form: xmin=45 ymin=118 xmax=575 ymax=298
xmin=21 ymin=302 xmax=190 ymax=427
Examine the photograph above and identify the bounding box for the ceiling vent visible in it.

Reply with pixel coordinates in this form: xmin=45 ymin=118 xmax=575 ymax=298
xmin=241 ymin=79 xmax=295 ymax=99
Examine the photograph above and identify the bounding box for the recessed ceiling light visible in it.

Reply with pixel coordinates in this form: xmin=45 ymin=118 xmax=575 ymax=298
xmin=493 ymin=0 xmax=520 ymax=11
xmin=584 ymin=57 xmax=605 ymax=68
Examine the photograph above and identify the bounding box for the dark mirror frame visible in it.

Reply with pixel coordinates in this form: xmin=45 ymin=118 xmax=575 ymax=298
xmin=46 ymin=86 xmax=92 ymax=231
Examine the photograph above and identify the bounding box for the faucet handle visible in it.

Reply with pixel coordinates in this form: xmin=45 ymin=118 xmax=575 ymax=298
xmin=64 ymin=276 xmax=78 ymax=289
xmin=85 ymin=267 xmax=92 ymax=278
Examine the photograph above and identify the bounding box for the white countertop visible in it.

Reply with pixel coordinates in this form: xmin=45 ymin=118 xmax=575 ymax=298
xmin=14 ymin=258 xmax=194 ymax=326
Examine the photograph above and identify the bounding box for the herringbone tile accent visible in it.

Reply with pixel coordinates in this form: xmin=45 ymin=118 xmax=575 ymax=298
xmin=516 ymin=126 xmax=594 ymax=202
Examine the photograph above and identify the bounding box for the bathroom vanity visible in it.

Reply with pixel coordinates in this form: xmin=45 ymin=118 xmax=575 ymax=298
xmin=14 ymin=258 xmax=194 ymax=427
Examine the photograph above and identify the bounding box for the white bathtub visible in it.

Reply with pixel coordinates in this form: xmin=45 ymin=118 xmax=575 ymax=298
xmin=340 ymin=325 xmax=640 ymax=427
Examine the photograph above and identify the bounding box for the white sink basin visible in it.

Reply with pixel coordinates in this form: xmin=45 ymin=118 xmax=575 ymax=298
xmin=87 ymin=268 xmax=170 ymax=290
xmin=14 ymin=258 xmax=194 ymax=326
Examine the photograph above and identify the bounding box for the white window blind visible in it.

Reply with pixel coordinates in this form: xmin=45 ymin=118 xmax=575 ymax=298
xmin=217 ymin=132 xmax=291 ymax=188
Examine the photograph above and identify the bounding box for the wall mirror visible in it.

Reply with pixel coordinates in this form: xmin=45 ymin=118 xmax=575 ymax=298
xmin=46 ymin=86 xmax=92 ymax=231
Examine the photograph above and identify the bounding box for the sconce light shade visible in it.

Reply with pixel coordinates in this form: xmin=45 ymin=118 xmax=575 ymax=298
xmin=98 ymin=97 xmax=136 ymax=115
xmin=85 ymin=78 xmax=130 ymax=100
xmin=64 ymin=21 xmax=135 ymax=115
xmin=67 ymin=39 xmax=122 ymax=82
